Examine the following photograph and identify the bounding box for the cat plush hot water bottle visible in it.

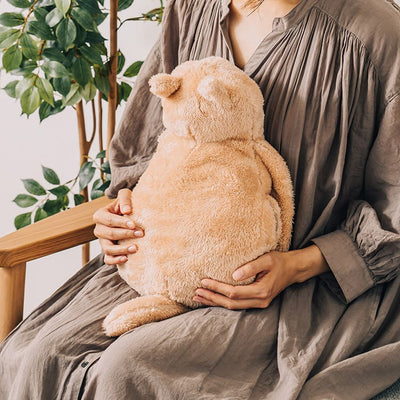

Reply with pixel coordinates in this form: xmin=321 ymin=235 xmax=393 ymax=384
xmin=103 ymin=56 xmax=294 ymax=337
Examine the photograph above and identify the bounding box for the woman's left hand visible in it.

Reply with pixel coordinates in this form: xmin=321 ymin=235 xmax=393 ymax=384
xmin=193 ymin=245 xmax=330 ymax=310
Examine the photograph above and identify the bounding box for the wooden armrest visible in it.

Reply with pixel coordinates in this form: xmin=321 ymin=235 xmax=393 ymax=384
xmin=0 ymin=196 xmax=113 ymax=268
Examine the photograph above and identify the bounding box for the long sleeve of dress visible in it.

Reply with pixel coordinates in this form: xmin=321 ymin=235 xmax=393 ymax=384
xmin=105 ymin=0 xmax=181 ymax=198
xmin=312 ymin=93 xmax=400 ymax=304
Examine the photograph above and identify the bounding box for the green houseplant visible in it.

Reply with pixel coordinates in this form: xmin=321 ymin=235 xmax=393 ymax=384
xmin=0 ymin=0 xmax=164 ymax=261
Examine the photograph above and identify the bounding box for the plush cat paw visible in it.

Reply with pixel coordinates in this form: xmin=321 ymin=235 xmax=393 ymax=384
xmin=103 ymin=304 xmax=139 ymax=337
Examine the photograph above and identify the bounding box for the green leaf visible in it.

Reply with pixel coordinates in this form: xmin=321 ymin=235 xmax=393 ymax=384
xmin=43 ymin=199 xmax=63 ymax=216
xmin=42 ymin=60 xmax=69 ymax=77
xmin=91 ymin=178 xmax=103 ymax=190
xmin=93 ymin=65 xmax=109 ymax=96
xmin=0 ymin=12 xmax=24 ymax=27
xmin=2 ymin=43 xmax=22 ymax=71
xmin=3 ymin=80 xmax=19 ymax=98
xmin=42 ymin=165 xmax=60 ymax=184
xmin=36 ymin=77 xmax=54 ymax=106
xmin=34 ymin=208 xmax=48 ymax=222
xmin=39 ymin=99 xmax=64 ymax=121
xmin=73 ymin=23 xmax=86 ymax=46
xmin=72 ymin=56 xmax=91 ymax=86
xmin=123 ymin=60 xmax=143 ymax=77
xmin=85 ymin=31 xmax=106 ymax=44
xmin=121 ymin=81 xmax=132 ymax=101
xmin=93 ymin=12 xmax=107 ymax=27
xmin=37 ymin=0 xmax=55 ymax=6
xmin=53 ymin=75 xmax=71 ymax=96
xmin=90 ymin=189 xmax=103 ymax=200
xmin=78 ymin=161 xmax=95 ymax=191
xmin=56 ymin=17 xmax=76 ymax=50
xmin=54 ymin=0 xmax=71 ymax=16
xmin=118 ymin=0 xmax=134 ymax=11
xmin=117 ymin=50 xmax=125 ymax=74
xmin=13 ymin=194 xmax=38 ymax=207
xmin=20 ymin=33 xmax=38 ymax=60
xmin=99 ymin=180 xmax=111 ymax=191
xmin=101 ymin=160 xmax=110 ymax=174
xmin=90 ymin=42 xmax=107 ymax=56
xmin=27 ymin=20 xmax=54 ymax=40
xmin=70 ymin=7 xmax=96 ymax=31
xmin=76 ymin=0 xmax=101 ymax=15
xmin=45 ymin=7 xmax=64 ymax=27
xmin=10 ymin=60 xmax=37 ymax=76
xmin=14 ymin=212 xmax=32 ymax=229
xmin=33 ymin=7 xmax=49 ymax=22
xmin=22 ymin=178 xmax=46 ymax=195
xmin=62 ymin=82 xmax=81 ymax=106
xmin=15 ymin=75 xmax=35 ymax=98
xmin=42 ymin=47 xmax=65 ymax=63
xmin=7 ymin=0 xmax=31 ymax=8
xmin=0 ymin=28 xmax=19 ymax=49
xmin=82 ymin=80 xmax=96 ymax=102
xmin=49 ymin=185 xmax=69 ymax=197
xmin=79 ymin=44 xmax=102 ymax=66
xmin=73 ymin=193 xmax=85 ymax=206
xmin=96 ymin=150 xmax=105 ymax=159
xmin=20 ymin=86 xmax=40 ymax=115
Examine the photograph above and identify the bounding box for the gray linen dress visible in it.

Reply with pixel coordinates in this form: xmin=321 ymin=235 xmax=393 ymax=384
xmin=1 ymin=0 xmax=399 ymax=399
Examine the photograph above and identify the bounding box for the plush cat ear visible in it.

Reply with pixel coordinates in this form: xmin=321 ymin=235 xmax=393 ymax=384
xmin=149 ymin=73 xmax=182 ymax=98
xmin=197 ymin=76 xmax=232 ymax=107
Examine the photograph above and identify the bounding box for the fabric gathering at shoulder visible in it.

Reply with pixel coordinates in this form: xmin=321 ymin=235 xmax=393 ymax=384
xmin=314 ymin=0 xmax=400 ymax=102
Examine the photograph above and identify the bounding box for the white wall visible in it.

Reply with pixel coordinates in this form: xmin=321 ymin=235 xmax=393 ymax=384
xmin=0 ymin=0 xmax=161 ymax=317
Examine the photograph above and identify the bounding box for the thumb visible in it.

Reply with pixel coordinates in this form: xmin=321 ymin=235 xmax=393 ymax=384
xmin=233 ymin=254 xmax=272 ymax=281
xmin=117 ymin=188 xmax=133 ymax=215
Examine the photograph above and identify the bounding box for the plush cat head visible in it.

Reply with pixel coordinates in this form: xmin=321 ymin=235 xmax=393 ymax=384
xmin=148 ymin=56 xmax=264 ymax=143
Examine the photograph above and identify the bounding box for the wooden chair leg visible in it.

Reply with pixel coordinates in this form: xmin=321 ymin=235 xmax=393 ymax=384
xmin=0 ymin=263 xmax=26 ymax=343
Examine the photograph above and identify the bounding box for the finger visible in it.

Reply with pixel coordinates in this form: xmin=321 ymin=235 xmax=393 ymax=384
xmin=94 ymin=224 xmax=142 ymax=241
xmin=93 ymin=207 xmax=138 ymax=230
xmin=117 ymin=189 xmax=133 ymax=215
xmin=104 ymin=254 xmax=128 ymax=266
xmin=200 ymin=279 xmax=265 ymax=300
xmin=233 ymin=253 xmax=273 ymax=281
xmin=99 ymin=238 xmax=138 ymax=256
xmin=194 ymin=288 xmax=268 ymax=310
xmin=192 ymin=295 xmax=218 ymax=307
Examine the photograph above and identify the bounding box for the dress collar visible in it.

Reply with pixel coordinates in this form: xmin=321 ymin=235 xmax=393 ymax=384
xmin=220 ymin=0 xmax=320 ymax=31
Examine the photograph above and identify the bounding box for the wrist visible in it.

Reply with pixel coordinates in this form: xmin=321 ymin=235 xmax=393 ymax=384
xmin=289 ymin=245 xmax=330 ymax=284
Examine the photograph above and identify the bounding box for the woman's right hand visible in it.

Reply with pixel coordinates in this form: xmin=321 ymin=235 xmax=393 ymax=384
xmin=93 ymin=188 xmax=144 ymax=265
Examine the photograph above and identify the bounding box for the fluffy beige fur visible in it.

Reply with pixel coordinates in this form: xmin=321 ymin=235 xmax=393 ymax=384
xmin=103 ymin=56 xmax=294 ymax=337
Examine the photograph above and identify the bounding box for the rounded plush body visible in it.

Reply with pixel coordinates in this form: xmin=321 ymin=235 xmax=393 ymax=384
xmin=103 ymin=57 xmax=294 ymax=337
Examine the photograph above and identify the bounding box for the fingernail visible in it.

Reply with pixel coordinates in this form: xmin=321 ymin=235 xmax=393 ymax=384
xmin=120 ymin=256 xmax=127 ymax=262
xmin=127 ymin=221 xmax=135 ymax=229
xmin=122 ymin=206 xmax=131 ymax=214
xmin=201 ymin=279 xmax=209 ymax=288
xmin=233 ymin=270 xmax=243 ymax=280
xmin=134 ymin=230 xmax=143 ymax=237
xmin=128 ymin=246 xmax=137 ymax=253
xmin=196 ymin=289 xmax=205 ymax=296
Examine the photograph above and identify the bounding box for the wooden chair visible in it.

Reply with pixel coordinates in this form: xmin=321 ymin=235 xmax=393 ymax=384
xmin=0 ymin=196 xmax=113 ymax=342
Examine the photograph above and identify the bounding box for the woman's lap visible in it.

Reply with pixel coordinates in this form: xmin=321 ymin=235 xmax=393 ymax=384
xmin=1 ymin=253 xmax=399 ymax=400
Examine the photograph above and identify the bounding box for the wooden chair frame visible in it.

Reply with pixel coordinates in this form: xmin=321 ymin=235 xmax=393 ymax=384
xmin=0 ymin=196 xmax=113 ymax=342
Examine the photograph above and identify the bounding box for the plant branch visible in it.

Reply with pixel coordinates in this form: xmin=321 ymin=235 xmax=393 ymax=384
xmin=107 ymin=0 xmax=118 ymax=156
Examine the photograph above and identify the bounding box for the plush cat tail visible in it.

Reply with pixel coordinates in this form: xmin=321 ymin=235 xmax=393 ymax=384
xmin=149 ymin=73 xmax=182 ymax=98
xmin=103 ymin=295 xmax=188 ymax=337
xmin=254 ymin=141 xmax=295 ymax=251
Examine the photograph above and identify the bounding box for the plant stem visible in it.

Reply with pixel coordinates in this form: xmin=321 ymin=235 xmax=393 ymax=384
xmin=107 ymin=0 xmax=118 ymax=157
